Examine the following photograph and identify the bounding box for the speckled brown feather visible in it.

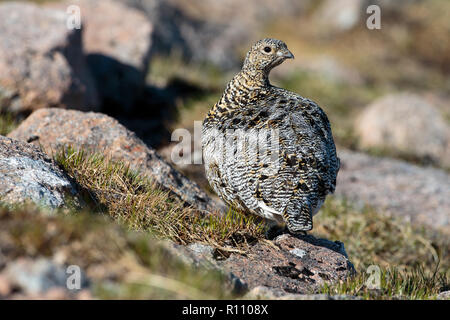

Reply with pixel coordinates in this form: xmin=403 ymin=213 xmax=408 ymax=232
xmin=202 ymin=39 xmax=339 ymax=233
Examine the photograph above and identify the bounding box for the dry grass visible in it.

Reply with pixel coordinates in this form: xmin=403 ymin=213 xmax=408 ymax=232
xmin=0 ymin=145 xmax=447 ymax=299
xmin=320 ymin=265 xmax=448 ymax=300
xmin=0 ymin=205 xmax=232 ymax=299
xmin=54 ymin=146 xmax=449 ymax=299
xmin=314 ymin=198 xmax=449 ymax=272
xmin=55 ymin=147 xmax=266 ymax=252
xmin=314 ymin=198 xmax=449 ymax=299
xmin=0 ymin=112 xmax=19 ymax=136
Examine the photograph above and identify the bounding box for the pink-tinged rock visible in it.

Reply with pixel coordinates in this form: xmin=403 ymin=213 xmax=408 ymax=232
xmin=355 ymin=93 xmax=450 ymax=168
xmin=48 ymin=0 xmax=153 ymax=111
xmin=0 ymin=2 xmax=99 ymax=113
xmin=336 ymin=149 xmax=450 ymax=233
xmin=8 ymin=108 xmax=223 ymax=212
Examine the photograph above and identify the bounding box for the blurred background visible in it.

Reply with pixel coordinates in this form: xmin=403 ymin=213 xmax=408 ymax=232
xmin=1 ymin=0 xmax=449 ymax=170
xmin=0 ymin=0 xmax=449 ymax=299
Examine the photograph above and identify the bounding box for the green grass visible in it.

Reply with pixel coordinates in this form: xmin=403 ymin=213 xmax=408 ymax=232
xmin=313 ymin=198 xmax=449 ymax=299
xmin=54 ymin=147 xmax=450 ymax=299
xmin=0 ymin=112 xmax=19 ymax=136
xmin=55 ymin=146 xmax=266 ymax=251
xmin=320 ymin=265 xmax=448 ymax=300
xmin=0 ymin=145 xmax=448 ymax=299
xmin=0 ymin=205 xmax=232 ymax=299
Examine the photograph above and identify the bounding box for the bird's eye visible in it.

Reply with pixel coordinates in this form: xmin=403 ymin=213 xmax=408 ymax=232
xmin=263 ymin=46 xmax=272 ymax=53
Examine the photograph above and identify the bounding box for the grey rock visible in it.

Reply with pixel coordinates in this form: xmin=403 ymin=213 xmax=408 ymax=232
xmin=244 ymin=286 xmax=360 ymax=300
xmin=165 ymin=242 xmax=218 ymax=270
xmin=47 ymin=0 xmax=153 ymax=111
xmin=313 ymin=0 xmax=420 ymax=34
xmin=8 ymin=108 xmax=223 ymax=212
xmin=0 ymin=135 xmax=80 ymax=209
xmin=165 ymin=234 xmax=353 ymax=296
xmin=3 ymin=257 xmax=89 ymax=295
xmin=218 ymin=234 xmax=354 ymax=295
xmin=314 ymin=0 xmax=363 ymax=33
xmin=124 ymin=0 xmax=308 ymax=70
xmin=289 ymin=248 xmax=307 ymax=259
xmin=355 ymin=93 xmax=450 ymax=168
xmin=159 ymin=241 xmax=248 ymax=294
xmin=0 ymin=2 xmax=99 ymax=113
xmin=336 ymin=149 xmax=450 ymax=232
xmin=437 ymin=290 xmax=450 ymax=300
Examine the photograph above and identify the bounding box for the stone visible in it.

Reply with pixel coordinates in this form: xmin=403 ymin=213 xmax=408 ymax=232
xmin=47 ymin=0 xmax=153 ymax=111
xmin=313 ymin=0 xmax=419 ymax=35
xmin=336 ymin=149 xmax=450 ymax=232
xmin=164 ymin=234 xmax=354 ymax=296
xmin=244 ymin=286 xmax=360 ymax=300
xmin=124 ymin=0 xmax=308 ymax=70
xmin=314 ymin=0 xmax=363 ymax=33
xmin=0 ymin=135 xmax=80 ymax=209
xmin=437 ymin=291 xmax=450 ymax=300
xmin=0 ymin=274 xmax=12 ymax=297
xmin=0 ymin=2 xmax=99 ymax=113
xmin=220 ymin=234 xmax=354 ymax=295
xmin=8 ymin=108 xmax=223 ymax=212
xmin=3 ymin=257 xmax=88 ymax=295
xmin=355 ymin=93 xmax=450 ymax=168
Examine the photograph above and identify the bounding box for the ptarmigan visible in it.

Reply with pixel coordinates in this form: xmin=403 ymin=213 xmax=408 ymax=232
xmin=202 ymin=38 xmax=339 ymax=233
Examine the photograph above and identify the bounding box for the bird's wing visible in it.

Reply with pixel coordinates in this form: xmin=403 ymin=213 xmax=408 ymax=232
xmin=244 ymin=93 xmax=339 ymax=217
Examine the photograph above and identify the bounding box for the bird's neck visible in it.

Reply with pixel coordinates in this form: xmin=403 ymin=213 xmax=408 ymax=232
xmin=216 ymin=68 xmax=270 ymax=109
xmin=238 ymin=67 xmax=271 ymax=89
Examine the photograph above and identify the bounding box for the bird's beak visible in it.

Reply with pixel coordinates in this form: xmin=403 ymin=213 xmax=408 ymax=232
xmin=277 ymin=49 xmax=294 ymax=59
xmin=285 ymin=50 xmax=294 ymax=59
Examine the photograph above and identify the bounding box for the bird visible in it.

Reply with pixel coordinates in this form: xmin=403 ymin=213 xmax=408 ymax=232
xmin=202 ymin=38 xmax=339 ymax=234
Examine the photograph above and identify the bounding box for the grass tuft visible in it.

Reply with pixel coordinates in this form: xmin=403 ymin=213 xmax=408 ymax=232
xmin=314 ymin=197 xmax=449 ymax=299
xmin=0 ymin=112 xmax=19 ymax=136
xmin=54 ymin=146 xmax=266 ymax=250
xmin=320 ymin=265 xmax=448 ymax=300
xmin=0 ymin=205 xmax=232 ymax=299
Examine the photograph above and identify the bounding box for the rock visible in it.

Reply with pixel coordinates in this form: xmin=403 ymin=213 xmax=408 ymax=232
xmin=313 ymin=0 xmax=419 ymax=35
xmin=437 ymin=291 xmax=450 ymax=300
xmin=220 ymin=234 xmax=354 ymax=295
xmin=124 ymin=0 xmax=240 ymax=70
xmin=336 ymin=149 xmax=450 ymax=232
xmin=2 ymin=257 xmax=88 ymax=296
xmin=164 ymin=234 xmax=353 ymax=296
xmin=0 ymin=274 xmax=12 ymax=297
xmin=8 ymin=108 xmax=223 ymax=212
xmin=0 ymin=135 xmax=80 ymax=209
xmin=48 ymin=0 xmax=153 ymax=112
xmin=244 ymin=286 xmax=360 ymax=300
xmin=164 ymin=242 xmax=218 ymax=270
xmin=355 ymin=93 xmax=450 ymax=168
xmin=314 ymin=0 xmax=364 ymax=33
xmin=125 ymin=0 xmax=308 ymax=70
xmin=0 ymin=2 xmax=99 ymax=113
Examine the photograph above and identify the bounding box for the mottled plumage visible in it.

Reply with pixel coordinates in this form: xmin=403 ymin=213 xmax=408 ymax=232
xmin=202 ymin=38 xmax=339 ymax=233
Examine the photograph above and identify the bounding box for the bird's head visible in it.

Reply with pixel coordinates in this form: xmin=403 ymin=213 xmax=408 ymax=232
xmin=242 ymin=38 xmax=294 ymax=73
